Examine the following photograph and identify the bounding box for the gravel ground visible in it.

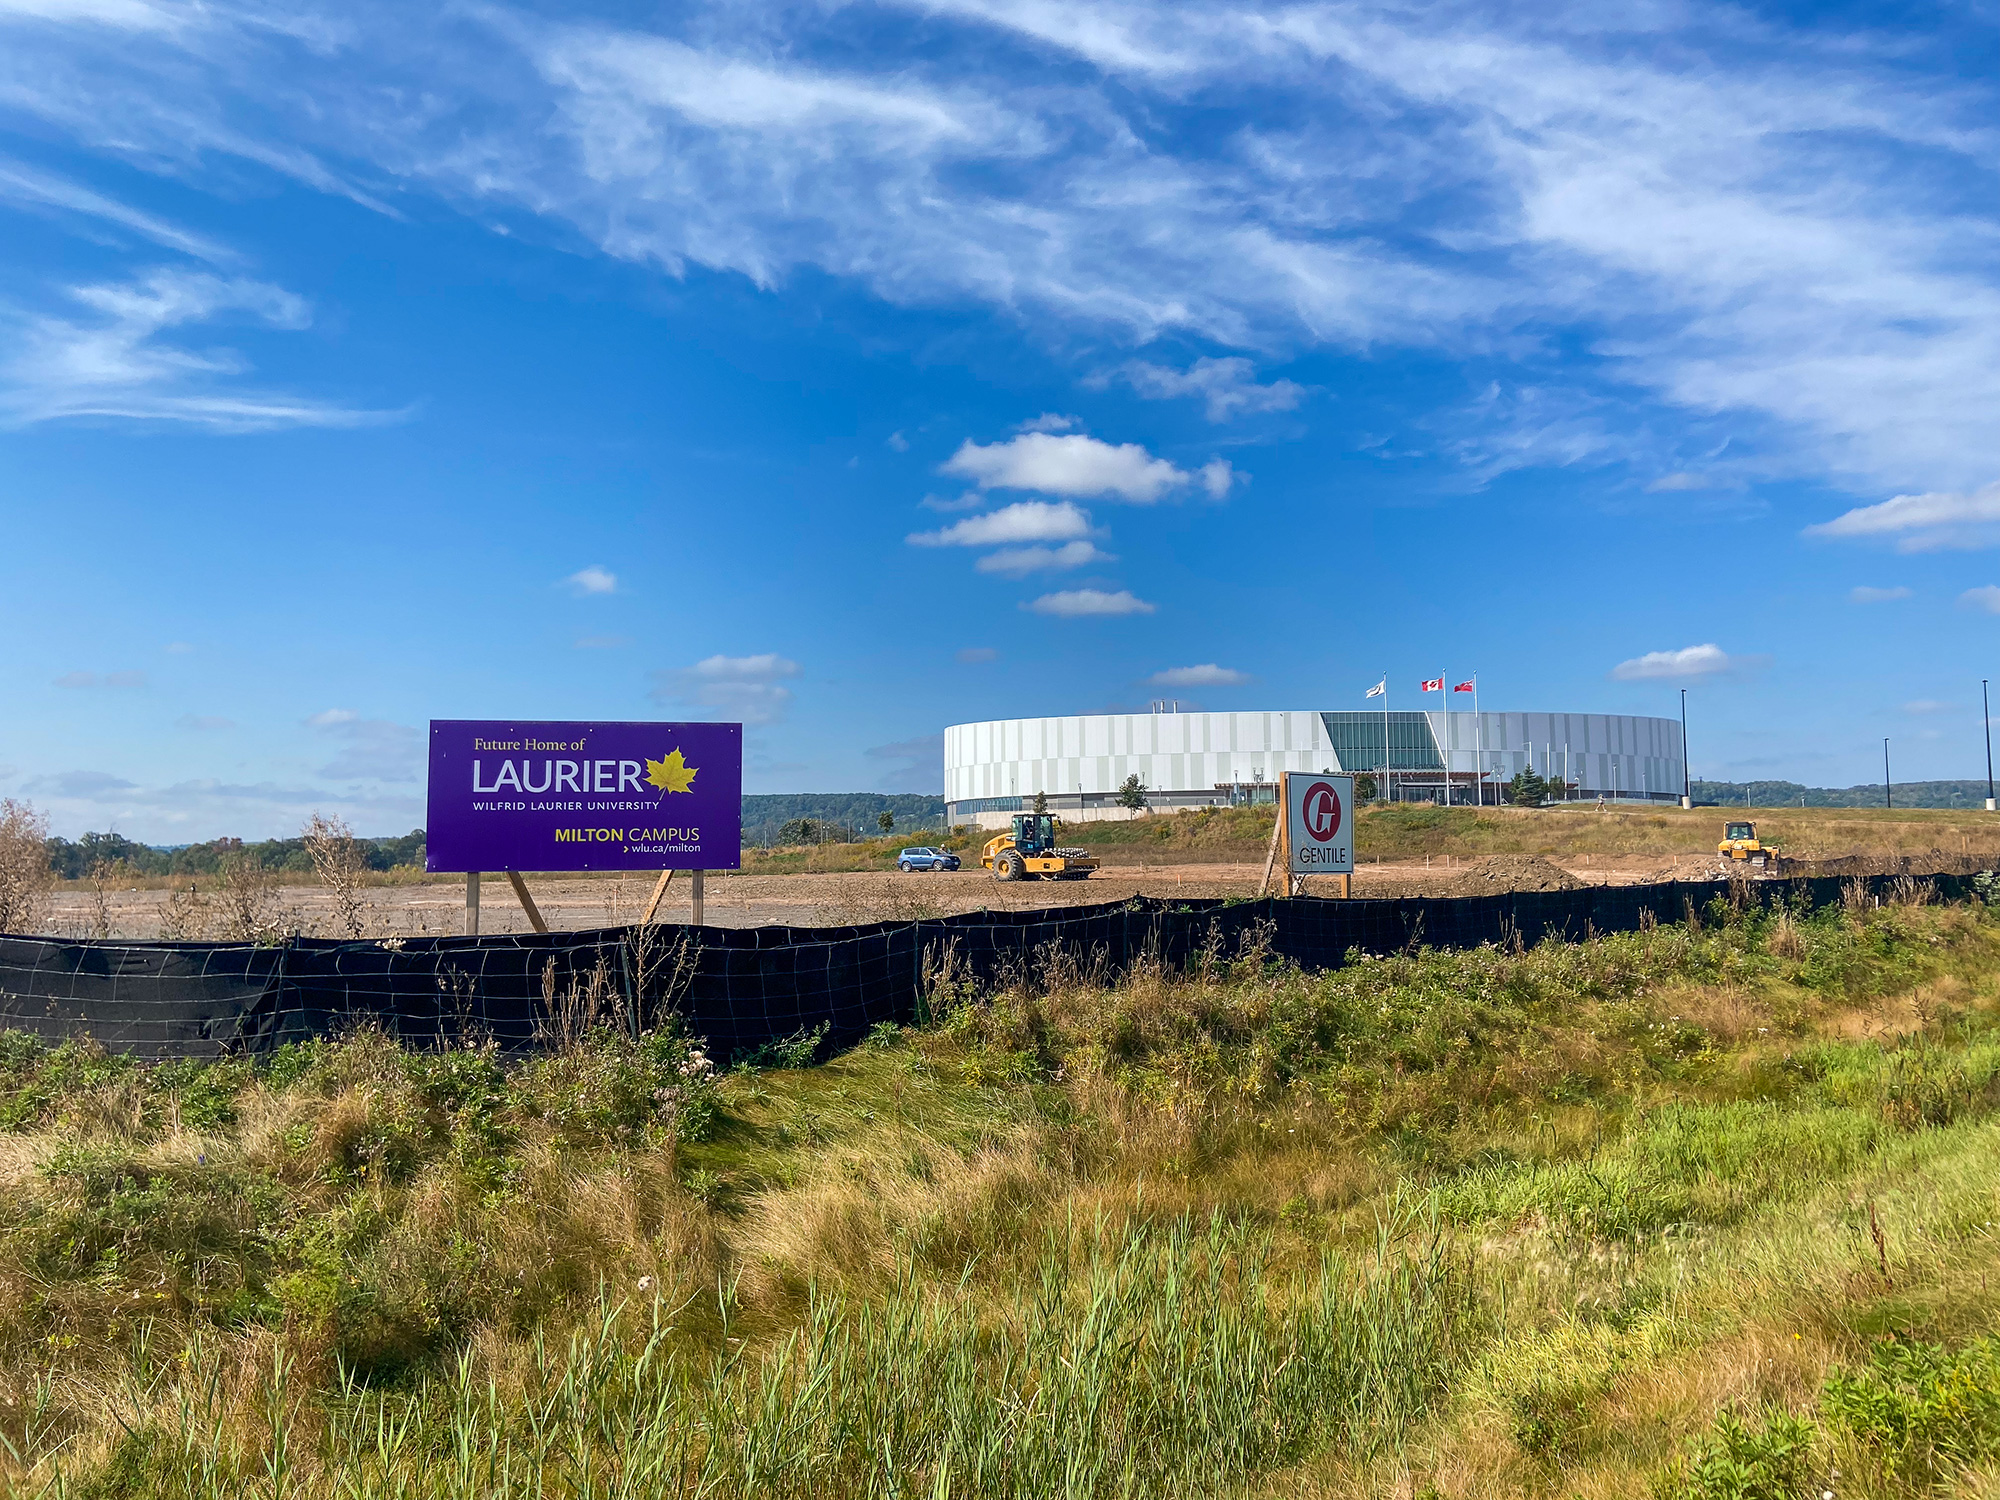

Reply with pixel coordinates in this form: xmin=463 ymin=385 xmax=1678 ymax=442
xmin=36 ymin=853 xmax=1725 ymax=942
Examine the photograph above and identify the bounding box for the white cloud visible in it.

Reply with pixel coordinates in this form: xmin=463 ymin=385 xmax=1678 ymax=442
xmin=1149 ymin=663 xmax=1249 ymax=687
xmin=955 ymin=646 xmax=998 ymax=663
xmin=1199 ymin=459 xmax=1234 ymax=499
xmin=0 ymin=269 xmax=390 ymax=431
xmin=1017 ymin=412 xmax=1078 ymax=433
xmin=908 ymin=499 xmax=1093 ymax=547
xmin=1961 ymin=586 xmax=2000 ymax=615
xmin=1609 ymin=643 xmax=1744 ymax=681
xmin=54 ymin=669 xmax=145 ymax=688
xmin=1025 ymin=588 xmax=1155 ymax=618
xmin=305 ymin=708 xmax=357 ymax=727
xmin=974 ymin=540 xmax=1107 ymax=575
xmin=942 ymin=433 xmax=1199 ymax=503
xmin=652 ymin=652 xmax=802 ymax=725
xmin=564 ymin=564 xmax=617 ymax=595
xmin=1114 ymin=357 xmax=1303 ymax=421
xmin=1807 ymin=482 xmax=2000 ymax=552
xmin=886 ymin=430 xmax=908 ymax=451
xmin=1849 ymin=585 xmax=1912 ymax=604
xmin=1902 ymin=699 xmax=1953 ymax=715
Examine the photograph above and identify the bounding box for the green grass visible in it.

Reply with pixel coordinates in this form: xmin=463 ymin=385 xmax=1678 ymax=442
xmin=4 ymin=890 xmax=2000 ymax=1496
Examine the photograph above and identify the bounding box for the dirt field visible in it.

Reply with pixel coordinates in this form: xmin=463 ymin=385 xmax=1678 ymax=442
xmin=39 ymin=847 xmax=1846 ymax=941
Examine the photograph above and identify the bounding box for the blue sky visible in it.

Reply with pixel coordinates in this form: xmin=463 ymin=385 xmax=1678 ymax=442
xmin=3 ymin=0 xmax=1999 ymax=839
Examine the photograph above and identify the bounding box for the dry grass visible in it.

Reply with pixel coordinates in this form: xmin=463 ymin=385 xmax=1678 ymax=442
xmin=3 ymin=897 xmax=2000 ymax=1495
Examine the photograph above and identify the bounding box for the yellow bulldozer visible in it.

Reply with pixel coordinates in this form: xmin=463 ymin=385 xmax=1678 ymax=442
xmin=982 ymin=812 xmax=1101 ymax=882
xmin=1717 ymin=819 xmax=1776 ymax=870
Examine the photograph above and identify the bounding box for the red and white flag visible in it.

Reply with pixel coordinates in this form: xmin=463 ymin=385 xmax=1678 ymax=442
xmin=1453 ymin=680 xmax=1474 ymax=693
xmin=1420 ymin=677 xmax=1444 ymax=692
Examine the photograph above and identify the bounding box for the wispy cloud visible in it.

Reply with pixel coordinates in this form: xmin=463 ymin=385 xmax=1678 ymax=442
xmin=1807 ymin=483 xmax=2000 ymax=552
xmin=0 ymin=269 xmax=393 ymax=431
xmin=1149 ymin=664 xmax=1248 ymax=687
xmin=0 ymin=157 xmax=227 ymax=259
xmin=54 ymin=669 xmax=145 ymax=688
xmin=651 ymin=652 xmax=801 ymax=725
xmin=563 ymin=565 xmax=617 ymax=595
xmin=1849 ymin=585 xmax=1912 ymax=604
xmin=10 ymin=3 xmax=2000 ymax=496
xmin=955 ymin=646 xmax=998 ymax=663
xmin=1646 ymin=472 xmax=1715 ymax=493
xmin=305 ymin=710 xmax=421 ymax=782
xmin=16 ymin=766 xmax=420 ymax=841
xmin=1110 ymin=358 xmax=1303 ymax=421
xmin=1961 ymin=586 xmax=2000 ymax=615
xmin=974 ymin=540 xmax=1108 ymax=575
xmin=865 ymin=733 xmax=942 ymax=793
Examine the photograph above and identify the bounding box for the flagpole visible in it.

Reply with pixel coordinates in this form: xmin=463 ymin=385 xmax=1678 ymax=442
xmin=1384 ymin=669 xmax=1392 ymax=804
xmin=1438 ymin=669 xmax=1447 ymax=806
xmin=1473 ymin=675 xmax=1482 ymax=807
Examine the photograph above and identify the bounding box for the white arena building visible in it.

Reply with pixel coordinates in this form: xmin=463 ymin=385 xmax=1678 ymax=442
xmin=944 ymin=708 xmax=1686 ymax=828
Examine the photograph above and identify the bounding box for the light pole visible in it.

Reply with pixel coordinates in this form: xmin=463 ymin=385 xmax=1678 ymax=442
xmin=1679 ymin=688 xmax=1692 ymax=809
xmin=1985 ymin=678 xmax=1995 ymax=812
xmin=1884 ymin=738 xmax=1892 ymax=810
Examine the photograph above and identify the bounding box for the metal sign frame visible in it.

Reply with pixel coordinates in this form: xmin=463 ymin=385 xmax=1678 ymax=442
xmin=1283 ymin=771 xmax=1356 ymax=877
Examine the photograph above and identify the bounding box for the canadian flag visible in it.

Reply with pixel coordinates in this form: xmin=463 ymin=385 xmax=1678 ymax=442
xmin=1453 ymin=680 xmax=1474 ymax=693
xmin=1420 ymin=677 xmax=1444 ymax=692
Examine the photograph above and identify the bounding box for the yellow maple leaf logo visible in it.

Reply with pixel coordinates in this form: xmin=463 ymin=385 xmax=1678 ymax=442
xmin=645 ymin=749 xmax=698 ymax=794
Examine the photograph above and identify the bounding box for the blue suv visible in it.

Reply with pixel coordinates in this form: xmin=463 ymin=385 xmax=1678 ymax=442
xmin=896 ymin=847 xmax=961 ymax=872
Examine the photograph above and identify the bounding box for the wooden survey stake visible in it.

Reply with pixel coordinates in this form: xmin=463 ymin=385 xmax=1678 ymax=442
xmin=464 ymin=871 xmax=481 ymax=935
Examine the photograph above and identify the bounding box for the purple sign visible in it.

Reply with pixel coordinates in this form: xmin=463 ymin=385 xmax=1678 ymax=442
xmin=425 ymin=720 xmax=742 ymax=873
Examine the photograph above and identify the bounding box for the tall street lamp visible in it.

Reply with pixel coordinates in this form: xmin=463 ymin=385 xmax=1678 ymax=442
xmin=1884 ymin=738 xmax=1893 ymax=810
xmin=1985 ymin=678 xmax=1995 ymax=813
xmin=1679 ymin=688 xmax=1692 ymax=809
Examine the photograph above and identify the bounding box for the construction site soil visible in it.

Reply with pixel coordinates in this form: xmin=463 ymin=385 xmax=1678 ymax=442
xmin=37 ymin=848 xmax=1998 ymax=941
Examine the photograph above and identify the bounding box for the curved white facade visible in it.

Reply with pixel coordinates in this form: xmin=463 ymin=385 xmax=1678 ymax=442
xmin=945 ymin=709 xmax=1685 ymax=826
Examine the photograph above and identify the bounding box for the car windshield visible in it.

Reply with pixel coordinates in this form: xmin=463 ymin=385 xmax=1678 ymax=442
xmin=1725 ymin=823 xmax=1754 ymax=840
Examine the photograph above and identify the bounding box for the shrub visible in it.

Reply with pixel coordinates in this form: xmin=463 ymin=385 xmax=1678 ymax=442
xmin=1823 ymin=1335 xmax=2000 ymax=1484
xmin=0 ymin=797 xmax=52 ymax=935
xmin=1654 ymin=1408 xmax=1820 ymax=1500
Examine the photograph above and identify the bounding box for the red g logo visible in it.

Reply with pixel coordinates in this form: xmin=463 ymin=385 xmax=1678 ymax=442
xmin=1301 ymin=781 xmax=1343 ymax=842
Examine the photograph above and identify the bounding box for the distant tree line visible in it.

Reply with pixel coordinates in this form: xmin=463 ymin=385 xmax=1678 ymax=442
xmin=1691 ymin=778 xmax=1994 ymax=810
xmin=45 ymin=829 xmax=427 ymax=880
xmin=42 ymin=795 xmax=953 ymax=873
xmin=744 ymin=794 xmax=944 ymax=846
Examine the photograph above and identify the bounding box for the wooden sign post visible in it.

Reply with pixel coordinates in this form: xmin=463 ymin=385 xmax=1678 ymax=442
xmin=1276 ymin=771 xmax=1356 ymax=899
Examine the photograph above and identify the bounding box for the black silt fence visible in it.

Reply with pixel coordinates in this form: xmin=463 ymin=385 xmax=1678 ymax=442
xmin=0 ymin=872 xmax=1979 ymax=1060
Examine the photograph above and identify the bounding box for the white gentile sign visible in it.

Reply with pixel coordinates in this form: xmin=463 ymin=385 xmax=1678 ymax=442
xmin=1283 ymin=771 xmax=1355 ymax=876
